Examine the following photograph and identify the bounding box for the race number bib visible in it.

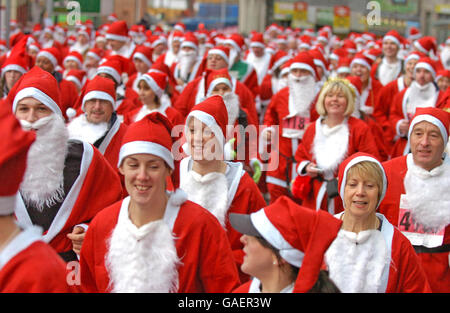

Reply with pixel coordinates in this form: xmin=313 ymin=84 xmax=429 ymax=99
xmin=398 ymin=195 xmax=445 ymax=248
xmin=282 ymin=116 xmax=310 ymax=139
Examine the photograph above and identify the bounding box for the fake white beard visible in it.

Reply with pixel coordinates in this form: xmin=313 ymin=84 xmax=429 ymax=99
xmin=403 ymin=157 xmax=450 ymax=230
xmin=67 ymin=114 xmax=108 ymax=144
xmin=180 ymin=170 xmax=229 ymax=228
xmin=221 ymin=92 xmax=240 ymax=127
xmin=85 ymin=67 xmax=98 ymax=80
xmin=407 ymin=81 xmax=438 ymax=113
xmin=325 ymin=229 xmax=390 ymax=293
xmin=378 ymin=58 xmax=401 ymax=86
xmin=106 ymin=217 xmax=180 ymax=293
xmin=178 ymin=50 xmax=197 ymax=81
xmin=19 ymin=114 xmax=68 ymax=212
xmin=313 ymin=121 xmax=349 ymax=176
xmin=276 ymin=76 xmax=288 ymax=91
xmin=288 ymin=74 xmax=317 ymax=117
xmin=441 ymin=47 xmax=450 ymax=70
xmin=229 ymin=48 xmax=239 ymax=67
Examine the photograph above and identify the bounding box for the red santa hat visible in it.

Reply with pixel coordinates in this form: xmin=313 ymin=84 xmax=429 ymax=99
xmin=96 ymin=55 xmax=128 ymax=84
xmin=1 ymin=50 xmax=29 ymax=77
xmin=290 ymin=52 xmax=320 ymax=81
xmin=329 ymin=48 xmax=348 ymax=61
xmin=174 ymin=22 xmax=186 ymax=33
xmin=309 ymin=49 xmax=329 ymax=76
xmin=350 ymin=52 xmax=374 ymax=71
xmin=105 ymin=20 xmax=129 ymax=42
xmin=414 ymin=36 xmax=437 ymax=58
xmin=342 ymin=39 xmax=357 ymax=54
xmin=298 ymin=35 xmax=312 ymax=50
xmin=383 ymin=29 xmax=403 ymax=47
xmin=63 ymin=50 xmax=84 ymax=69
xmin=414 ymin=56 xmax=438 ymax=79
xmin=133 ymin=45 xmax=154 ymax=68
xmin=250 ymin=32 xmax=265 ymax=49
xmin=404 ymin=51 xmax=424 ymax=64
xmin=269 ymin=50 xmax=290 ymax=73
xmin=229 ymin=196 xmax=342 ymax=293
xmin=36 ymin=47 xmax=61 ymax=69
xmin=185 ymin=95 xmax=228 ymax=149
xmin=11 ymin=66 xmax=62 ymax=117
xmin=346 ymin=75 xmax=363 ymax=97
xmin=82 ymin=75 xmax=116 ymax=111
xmin=78 ymin=25 xmax=91 ymax=40
xmin=280 ymin=59 xmax=293 ymax=77
xmin=223 ymin=33 xmax=246 ymax=53
xmin=149 ymin=35 xmax=167 ymax=48
xmin=180 ymin=32 xmax=199 ymax=51
xmin=118 ymin=112 xmax=175 ymax=168
xmin=107 ymin=13 xmax=118 ymax=23
xmin=338 ymin=152 xmax=387 ymax=209
xmin=317 ymin=31 xmax=329 ymax=44
xmin=436 ymin=69 xmax=450 ymax=82
xmin=204 ymin=68 xmax=233 ymax=97
xmin=207 ymin=45 xmax=230 ymax=65
xmin=364 ymin=48 xmax=382 ymax=62
xmin=336 ymin=57 xmax=352 ymax=75
xmin=408 ymin=107 xmax=450 ymax=146
xmin=137 ymin=70 xmax=167 ymax=99
xmin=408 ymin=26 xmax=422 ymax=41
xmin=86 ymin=47 xmax=104 ymax=62
xmin=65 ymin=69 xmax=86 ymax=90
xmin=0 ymin=97 xmax=36 ymax=215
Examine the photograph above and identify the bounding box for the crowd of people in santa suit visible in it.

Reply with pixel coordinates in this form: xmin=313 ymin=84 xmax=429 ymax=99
xmin=0 ymin=13 xmax=449 ymax=293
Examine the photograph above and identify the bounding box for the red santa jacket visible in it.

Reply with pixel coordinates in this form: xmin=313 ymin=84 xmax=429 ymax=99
xmin=0 ymin=227 xmax=75 ymax=292
xmin=14 ymin=141 xmax=123 ymax=256
xmin=261 ymin=87 xmax=319 ymax=190
xmin=380 ymin=155 xmax=450 ymax=292
xmin=294 ymin=116 xmax=380 ymax=214
xmin=79 ymin=190 xmax=241 ymax=293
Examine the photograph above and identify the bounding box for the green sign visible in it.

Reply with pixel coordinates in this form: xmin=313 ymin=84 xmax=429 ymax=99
xmin=375 ymin=0 xmax=418 ymax=15
xmin=54 ymin=0 xmax=100 ymax=13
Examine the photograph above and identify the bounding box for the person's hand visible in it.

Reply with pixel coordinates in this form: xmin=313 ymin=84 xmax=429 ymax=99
xmin=398 ymin=119 xmax=410 ymax=137
xmin=67 ymin=226 xmax=86 ymax=255
xmin=263 ymin=128 xmax=272 ymax=142
xmin=305 ymin=162 xmax=321 ymax=178
xmin=251 ymin=161 xmax=262 ymax=184
xmin=176 ymin=78 xmax=184 ymax=86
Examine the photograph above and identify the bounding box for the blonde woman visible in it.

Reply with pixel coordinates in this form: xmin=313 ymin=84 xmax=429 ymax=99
xmin=324 ymin=152 xmax=431 ymax=293
xmin=294 ymin=77 xmax=380 ymax=214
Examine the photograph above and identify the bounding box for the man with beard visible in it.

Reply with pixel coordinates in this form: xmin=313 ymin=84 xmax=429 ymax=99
xmin=84 ymin=48 xmax=104 ymax=80
xmin=390 ymin=57 xmax=446 ymax=157
xmin=380 ymin=107 xmax=450 ymax=292
xmin=67 ymin=76 xmax=128 ymax=169
xmin=157 ymin=29 xmax=183 ymax=68
xmin=171 ymin=33 xmax=204 ymax=91
xmin=261 ymin=52 xmax=320 ymax=203
xmin=245 ymin=32 xmax=272 ymax=86
xmin=0 ymin=97 xmax=75 ymax=292
xmin=8 ymin=66 xmax=123 ymax=262
xmin=105 ymin=20 xmax=137 ymax=60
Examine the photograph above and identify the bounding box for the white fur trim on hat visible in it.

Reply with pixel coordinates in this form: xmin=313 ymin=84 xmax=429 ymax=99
xmin=137 ymin=74 xmax=164 ymax=99
xmin=82 ymin=90 xmax=116 ymax=111
xmin=1 ymin=64 xmax=27 ymax=77
xmin=339 ymin=156 xmax=387 ymax=209
xmin=36 ymin=51 xmax=58 ymax=68
xmin=383 ymin=35 xmax=400 ymax=46
xmin=66 ymin=75 xmax=82 ymax=89
xmin=118 ymin=141 xmax=174 ymax=169
xmin=408 ymin=114 xmax=448 ymax=146
xmin=250 ymin=42 xmax=265 ymax=49
xmin=290 ymin=62 xmax=315 ymax=77
xmin=206 ymin=77 xmax=232 ymax=96
xmin=96 ymin=66 xmax=121 ymax=84
xmin=185 ymin=110 xmax=225 ymax=148
xmin=133 ymin=52 xmax=152 ymax=68
xmin=105 ymin=33 xmax=129 ymax=42
xmin=180 ymin=41 xmax=197 ymax=50
xmin=223 ymin=38 xmax=241 ymax=52
xmin=414 ymin=61 xmax=436 ymax=79
xmin=86 ymin=51 xmax=101 ymax=61
xmin=13 ymin=87 xmax=62 ymax=117
xmin=64 ymin=55 xmax=82 ymax=68
xmin=350 ymin=58 xmax=371 ymax=70
xmin=414 ymin=41 xmax=428 ymax=55
xmin=404 ymin=53 xmax=420 ymax=64
xmin=208 ymin=48 xmax=229 ymax=64
xmin=250 ymin=209 xmax=305 ymax=268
